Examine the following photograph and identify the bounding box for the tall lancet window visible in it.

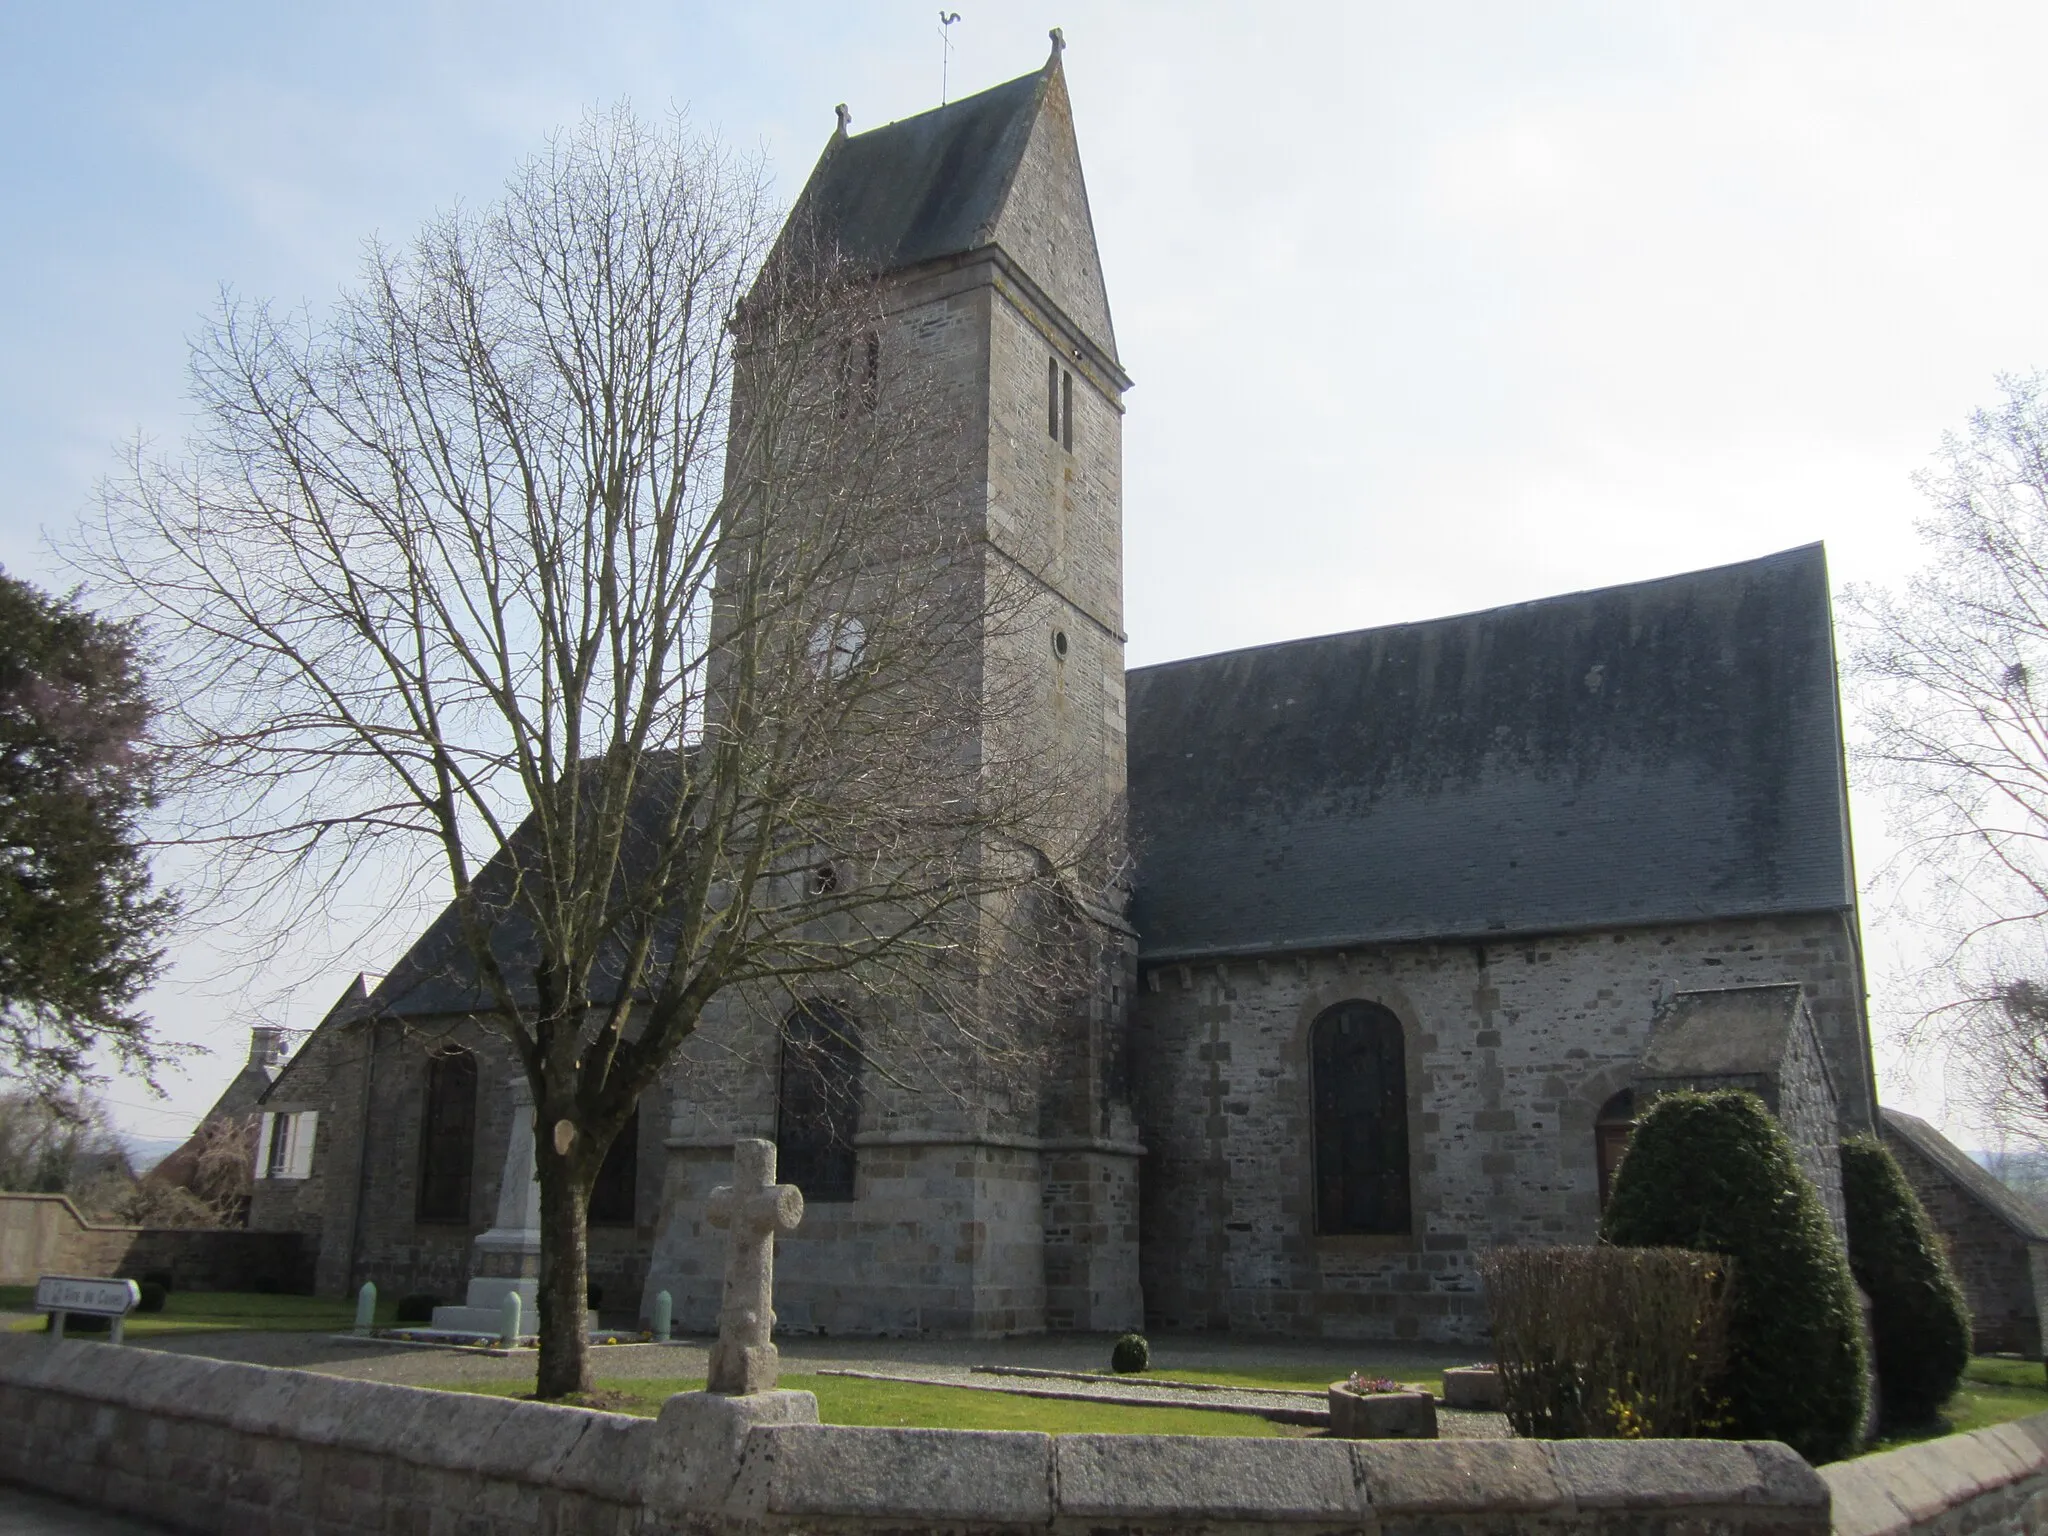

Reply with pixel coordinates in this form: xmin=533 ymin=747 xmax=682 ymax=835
xmin=588 ymin=1108 xmax=639 ymax=1226
xmin=1047 ymin=356 xmax=1061 ymax=440
xmin=416 ymin=1048 xmax=478 ymax=1223
xmin=1310 ymin=1001 xmax=1412 ymax=1235
xmin=776 ymin=1003 xmax=862 ymax=1203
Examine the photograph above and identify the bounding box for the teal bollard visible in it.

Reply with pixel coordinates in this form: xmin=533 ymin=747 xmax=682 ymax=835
xmin=653 ymin=1289 xmax=672 ymax=1341
xmin=354 ymin=1281 xmax=376 ymax=1335
xmin=499 ymin=1290 xmax=521 ymax=1349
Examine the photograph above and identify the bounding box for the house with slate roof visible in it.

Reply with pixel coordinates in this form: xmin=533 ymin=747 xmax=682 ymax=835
xmin=243 ymin=39 xmax=2039 ymax=1346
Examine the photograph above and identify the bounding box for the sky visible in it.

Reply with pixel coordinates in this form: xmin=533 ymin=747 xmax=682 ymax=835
xmin=5 ymin=2 xmax=2046 ymax=1148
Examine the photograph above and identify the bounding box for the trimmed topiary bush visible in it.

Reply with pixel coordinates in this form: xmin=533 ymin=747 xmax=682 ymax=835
xmin=1110 ymin=1333 xmax=1149 ymax=1373
xmin=1601 ymin=1089 xmax=1867 ymax=1463
xmin=1840 ymin=1135 xmax=1971 ymax=1425
xmin=393 ymin=1293 xmax=442 ymax=1324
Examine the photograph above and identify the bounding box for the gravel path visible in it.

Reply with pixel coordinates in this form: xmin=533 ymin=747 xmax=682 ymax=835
xmin=124 ymin=1327 xmax=1474 ymax=1388
xmin=108 ymin=1328 xmax=1511 ymax=1437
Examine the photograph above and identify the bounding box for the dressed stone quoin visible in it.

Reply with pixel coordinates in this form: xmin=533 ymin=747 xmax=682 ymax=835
xmin=241 ymin=37 xmax=2040 ymax=1359
xmin=706 ymin=1140 xmax=803 ymax=1394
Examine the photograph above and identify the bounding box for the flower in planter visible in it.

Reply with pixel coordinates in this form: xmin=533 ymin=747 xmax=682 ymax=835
xmin=1344 ymin=1373 xmax=1406 ymax=1394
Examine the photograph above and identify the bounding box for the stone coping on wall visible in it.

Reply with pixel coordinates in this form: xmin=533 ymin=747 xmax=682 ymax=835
xmin=1821 ymin=1412 xmax=2048 ymax=1536
xmin=10 ymin=1338 xmax=2045 ymax=1534
xmin=0 ymin=1332 xmax=1849 ymax=1534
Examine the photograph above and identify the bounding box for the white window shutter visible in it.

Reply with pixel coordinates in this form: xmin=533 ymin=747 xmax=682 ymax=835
xmin=286 ymin=1111 xmax=318 ymax=1179
xmin=254 ymin=1114 xmax=278 ymax=1180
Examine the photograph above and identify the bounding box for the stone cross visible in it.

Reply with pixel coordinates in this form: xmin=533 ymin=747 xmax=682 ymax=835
xmin=705 ymin=1137 xmax=804 ymax=1394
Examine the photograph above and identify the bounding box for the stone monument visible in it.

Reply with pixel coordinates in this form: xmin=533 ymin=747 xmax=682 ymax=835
xmin=705 ymin=1138 xmax=804 ymax=1393
xmin=430 ymin=1076 xmax=594 ymax=1335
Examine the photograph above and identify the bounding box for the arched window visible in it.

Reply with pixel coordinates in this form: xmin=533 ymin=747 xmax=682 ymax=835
xmin=1310 ymin=1001 xmax=1411 ymax=1235
xmin=776 ymin=1003 xmax=861 ymax=1203
xmin=588 ymin=1109 xmax=639 ymax=1227
xmin=416 ymin=1049 xmax=477 ymax=1223
xmin=1595 ymin=1089 xmax=1636 ymax=1210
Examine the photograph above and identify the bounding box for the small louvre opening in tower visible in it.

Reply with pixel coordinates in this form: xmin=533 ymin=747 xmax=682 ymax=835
xmin=1061 ymin=367 xmax=1074 ymax=451
xmin=1047 ymin=357 xmax=1059 ymax=440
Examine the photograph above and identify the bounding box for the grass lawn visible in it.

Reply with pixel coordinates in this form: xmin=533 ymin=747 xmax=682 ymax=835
xmin=1 ymin=1287 xmax=394 ymax=1336
xmin=1858 ymin=1356 xmax=2048 ymax=1456
xmin=437 ymin=1374 xmax=1293 ymax=1436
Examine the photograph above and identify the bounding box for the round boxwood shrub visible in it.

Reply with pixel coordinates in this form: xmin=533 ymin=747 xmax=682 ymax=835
xmin=1840 ymin=1135 xmax=1971 ymax=1425
xmin=393 ymin=1293 xmax=442 ymax=1324
xmin=1600 ymin=1089 xmax=1867 ymax=1463
xmin=1110 ymin=1333 xmax=1149 ymax=1373
xmin=135 ymin=1281 xmax=168 ymax=1314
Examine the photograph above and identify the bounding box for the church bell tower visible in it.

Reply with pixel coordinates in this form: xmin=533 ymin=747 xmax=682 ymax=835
xmin=643 ymin=35 xmax=1141 ymax=1336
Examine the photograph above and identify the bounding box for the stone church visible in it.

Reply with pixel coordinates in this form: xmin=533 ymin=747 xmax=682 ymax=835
xmin=241 ymin=42 xmax=2043 ymax=1347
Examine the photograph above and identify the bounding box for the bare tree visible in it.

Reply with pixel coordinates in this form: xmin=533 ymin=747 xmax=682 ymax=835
xmin=1844 ymin=370 xmax=2048 ymax=1147
xmin=84 ymin=106 xmax=1110 ymax=1396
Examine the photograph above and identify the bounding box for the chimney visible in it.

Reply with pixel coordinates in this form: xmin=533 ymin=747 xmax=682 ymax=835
xmin=249 ymin=1027 xmax=286 ymax=1069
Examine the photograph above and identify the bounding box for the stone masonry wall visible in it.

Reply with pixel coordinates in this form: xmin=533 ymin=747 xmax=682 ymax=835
xmin=1823 ymin=1412 xmax=2048 ymax=1535
xmin=1883 ymin=1125 xmax=2045 ymax=1356
xmin=647 ymin=1137 xmax=1054 ymax=1337
xmin=0 ymin=1194 xmax=309 ymax=1292
xmin=249 ymin=1016 xmax=669 ymax=1320
xmin=0 ymin=1332 xmax=1847 ymax=1536
xmin=1130 ymin=910 xmax=1863 ymax=1341
xmin=1780 ymin=1010 xmax=1850 ymax=1247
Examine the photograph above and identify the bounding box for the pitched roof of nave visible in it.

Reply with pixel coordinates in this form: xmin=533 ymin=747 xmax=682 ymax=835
xmin=1125 ymin=543 xmax=1855 ymax=962
xmin=775 ymin=38 xmax=1118 ymax=360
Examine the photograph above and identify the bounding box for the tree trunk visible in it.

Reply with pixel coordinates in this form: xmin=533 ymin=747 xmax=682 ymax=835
xmin=534 ymin=1134 xmax=592 ymax=1399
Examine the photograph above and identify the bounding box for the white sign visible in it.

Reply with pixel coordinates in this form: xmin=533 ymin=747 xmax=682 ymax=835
xmin=34 ymin=1275 xmax=140 ymax=1317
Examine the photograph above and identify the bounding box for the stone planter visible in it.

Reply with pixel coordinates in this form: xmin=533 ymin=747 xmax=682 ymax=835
xmin=1441 ymin=1364 xmax=1505 ymax=1410
xmin=1327 ymin=1382 xmax=1438 ymax=1439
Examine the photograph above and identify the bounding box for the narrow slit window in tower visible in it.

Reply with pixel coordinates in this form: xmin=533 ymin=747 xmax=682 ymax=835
xmin=1061 ymin=367 xmax=1074 ymax=450
xmin=1047 ymin=356 xmax=1060 ymax=439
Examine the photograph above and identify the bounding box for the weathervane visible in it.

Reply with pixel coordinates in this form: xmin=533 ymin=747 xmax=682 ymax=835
xmin=939 ymin=11 xmax=961 ymax=103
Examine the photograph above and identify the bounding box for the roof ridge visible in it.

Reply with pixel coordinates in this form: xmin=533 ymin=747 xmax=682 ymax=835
xmin=1880 ymin=1107 xmax=2048 ymax=1241
xmin=1126 ymin=542 xmax=1829 ymax=678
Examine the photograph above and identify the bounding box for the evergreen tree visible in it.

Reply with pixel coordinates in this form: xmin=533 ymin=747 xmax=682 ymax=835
xmin=1602 ymin=1089 xmax=1867 ymax=1463
xmin=0 ymin=571 xmax=174 ymax=1102
xmin=1840 ymin=1136 xmax=1972 ymax=1425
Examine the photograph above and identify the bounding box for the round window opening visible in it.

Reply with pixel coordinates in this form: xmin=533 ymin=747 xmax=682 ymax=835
xmin=1051 ymin=629 xmax=1069 ymax=659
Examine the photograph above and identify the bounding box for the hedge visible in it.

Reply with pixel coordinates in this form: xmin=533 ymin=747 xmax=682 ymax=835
xmin=1600 ymin=1088 xmax=1867 ymax=1462
xmin=1840 ymin=1135 xmax=1970 ymax=1424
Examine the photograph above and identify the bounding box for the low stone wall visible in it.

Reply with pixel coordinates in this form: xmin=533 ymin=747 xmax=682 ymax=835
xmin=0 ymin=1332 xmax=1835 ymax=1535
xmin=1822 ymin=1414 xmax=2048 ymax=1535
xmin=0 ymin=1192 xmax=311 ymax=1293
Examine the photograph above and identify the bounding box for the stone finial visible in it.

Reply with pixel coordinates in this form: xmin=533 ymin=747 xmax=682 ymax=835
xmin=834 ymin=103 xmax=851 ymax=136
xmin=705 ymin=1138 xmax=804 ymax=1394
xmin=1049 ymin=27 xmax=1065 ymax=56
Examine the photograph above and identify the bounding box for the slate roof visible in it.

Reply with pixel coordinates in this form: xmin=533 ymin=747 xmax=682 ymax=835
xmin=1638 ymin=985 xmax=1813 ymax=1082
xmin=1882 ymin=1108 xmax=2048 ymax=1243
xmin=781 ymin=68 xmax=1045 ymax=274
xmin=1126 ymin=544 xmax=1855 ymax=961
